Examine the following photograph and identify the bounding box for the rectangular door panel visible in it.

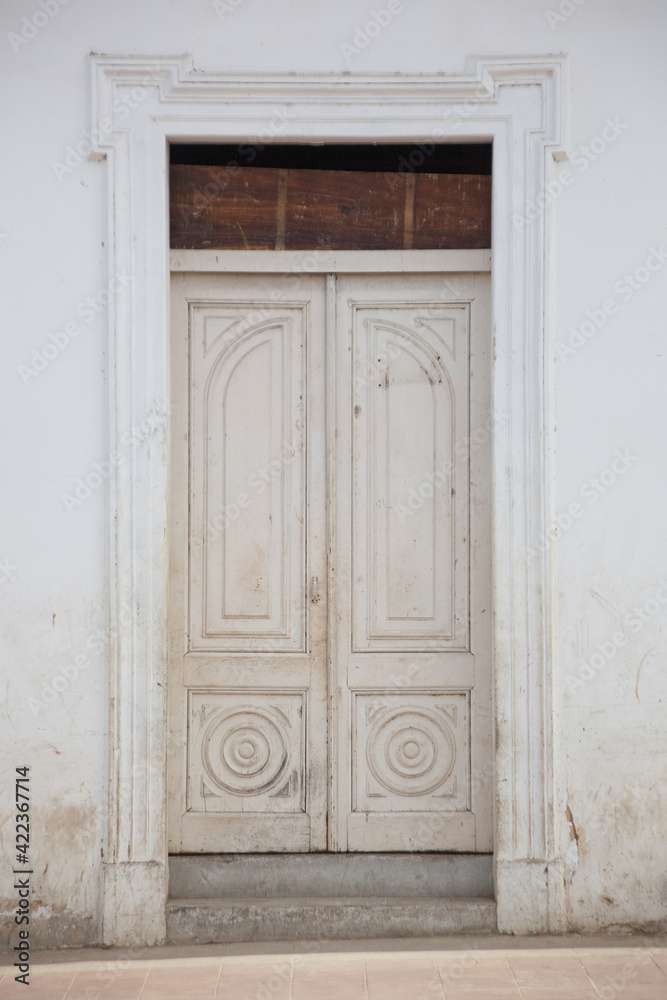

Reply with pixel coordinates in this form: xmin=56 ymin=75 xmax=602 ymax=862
xmin=189 ymin=298 xmax=307 ymax=652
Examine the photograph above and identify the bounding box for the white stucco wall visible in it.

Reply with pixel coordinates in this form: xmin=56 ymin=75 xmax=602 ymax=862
xmin=1 ymin=0 xmax=666 ymax=946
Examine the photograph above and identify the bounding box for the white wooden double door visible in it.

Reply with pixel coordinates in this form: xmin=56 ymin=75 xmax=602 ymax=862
xmin=168 ymin=268 xmax=492 ymax=854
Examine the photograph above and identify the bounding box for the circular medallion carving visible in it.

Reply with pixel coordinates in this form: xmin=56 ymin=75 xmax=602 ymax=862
xmin=202 ymin=707 xmax=289 ymax=795
xmin=367 ymin=707 xmax=455 ymax=796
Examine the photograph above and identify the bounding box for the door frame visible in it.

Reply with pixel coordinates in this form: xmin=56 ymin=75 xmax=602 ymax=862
xmin=90 ymin=54 xmax=569 ymax=944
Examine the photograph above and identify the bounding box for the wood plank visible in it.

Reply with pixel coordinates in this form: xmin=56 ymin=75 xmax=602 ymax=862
xmin=284 ymin=167 xmax=405 ymax=250
xmin=170 ymin=164 xmax=491 ymax=251
xmin=403 ymin=173 xmax=416 ymax=250
xmin=170 ymin=164 xmax=279 ymax=249
xmin=413 ymin=173 xmax=492 ymax=249
xmin=275 ymin=169 xmax=288 ymax=249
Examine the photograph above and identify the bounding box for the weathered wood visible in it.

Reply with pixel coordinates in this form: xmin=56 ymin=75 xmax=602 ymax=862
xmin=413 ymin=173 xmax=492 ymax=249
xmin=275 ymin=169 xmax=288 ymax=250
xmin=170 ymin=164 xmax=279 ymax=249
xmin=403 ymin=173 xmax=416 ymax=250
xmin=170 ymin=163 xmax=492 ymax=250
xmin=284 ymin=167 xmax=404 ymax=250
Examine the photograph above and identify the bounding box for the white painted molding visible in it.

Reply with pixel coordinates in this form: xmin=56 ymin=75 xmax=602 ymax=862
xmin=102 ymin=862 xmax=167 ymax=948
xmin=90 ymin=53 xmax=569 ymax=943
xmin=169 ymin=249 xmax=492 ymax=273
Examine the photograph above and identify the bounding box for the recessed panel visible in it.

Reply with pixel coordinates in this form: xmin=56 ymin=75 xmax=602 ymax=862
xmin=189 ymin=303 xmax=307 ymax=651
xmin=187 ymin=690 xmax=306 ymax=814
xmin=352 ymin=303 xmax=470 ymax=651
xmin=353 ymin=692 xmax=469 ymax=813
xmin=382 ymin=328 xmax=439 ymax=621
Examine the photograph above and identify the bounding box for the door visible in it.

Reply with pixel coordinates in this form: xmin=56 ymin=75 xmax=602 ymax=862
xmin=331 ymin=274 xmax=492 ymax=851
xmin=168 ymin=273 xmax=328 ymax=852
xmin=168 ymin=268 xmax=491 ymax=853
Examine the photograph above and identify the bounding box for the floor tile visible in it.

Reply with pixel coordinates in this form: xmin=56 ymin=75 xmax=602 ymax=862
xmin=588 ymin=992 xmax=667 ymax=1000
xmin=67 ymin=968 xmax=148 ymax=1000
xmin=581 ymin=952 xmax=667 ymax=988
xmin=366 ymin=959 xmax=443 ymax=999
xmin=143 ymin=964 xmax=222 ymax=997
xmin=292 ymin=960 xmax=366 ymax=1000
xmin=507 ymin=955 xmax=592 ymax=990
xmin=0 ymin=969 xmax=75 ymax=998
xmin=67 ymin=990 xmax=145 ymax=1000
xmin=444 ymin=990 xmax=522 ymax=1000
xmin=216 ymin=963 xmax=292 ymax=1000
xmin=519 ymin=990 xmax=600 ymax=1000
xmin=0 ymin=984 xmax=71 ymax=999
xmin=438 ymin=954 xmax=518 ymax=990
xmin=652 ymin=952 xmax=667 ymax=976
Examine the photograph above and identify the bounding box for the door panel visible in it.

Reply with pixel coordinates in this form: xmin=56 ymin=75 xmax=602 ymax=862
xmin=190 ymin=303 xmax=307 ymax=650
xmin=350 ymin=301 xmax=470 ymax=649
xmin=168 ymin=273 xmax=328 ymax=853
xmin=331 ymin=273 xmax=491 ymax=852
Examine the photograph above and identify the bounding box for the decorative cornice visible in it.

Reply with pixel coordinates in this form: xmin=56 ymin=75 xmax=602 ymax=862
xmin=90 ymin=53 xmax=568 ymax=148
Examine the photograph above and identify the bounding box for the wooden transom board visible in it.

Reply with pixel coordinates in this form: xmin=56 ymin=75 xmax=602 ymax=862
xmin=170 ymin=164 xmax=491 ymax=251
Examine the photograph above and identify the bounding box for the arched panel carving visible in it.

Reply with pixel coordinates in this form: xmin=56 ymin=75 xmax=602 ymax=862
xmin=352 ymin=303 xmax=470 ymax=651
xmin=189 ymin=305 xmax=307 ymax=652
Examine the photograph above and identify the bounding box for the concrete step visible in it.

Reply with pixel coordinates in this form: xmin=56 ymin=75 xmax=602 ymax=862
xmin=166 ymin=895 xmax=497 ymax=944
xmin=169 ymin=852 xmax=493 ymax=900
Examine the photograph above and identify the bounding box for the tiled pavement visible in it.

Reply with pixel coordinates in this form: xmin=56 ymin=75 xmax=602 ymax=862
xmin=1 ymin=937 xmax=666 ymax=999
